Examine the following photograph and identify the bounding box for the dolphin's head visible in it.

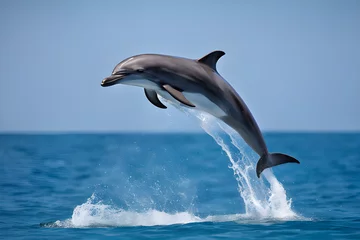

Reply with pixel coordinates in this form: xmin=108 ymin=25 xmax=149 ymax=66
xmin=101 ymin=55 xmax=151 ymax=87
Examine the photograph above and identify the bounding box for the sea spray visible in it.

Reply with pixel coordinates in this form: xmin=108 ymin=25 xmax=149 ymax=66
xmin=44 ymin=194 xmax=202 ymax=228
xmin=47 ymin=103 xmax=304 ymax=228
xmin=181 ymin=108 xmax=298 ymax=219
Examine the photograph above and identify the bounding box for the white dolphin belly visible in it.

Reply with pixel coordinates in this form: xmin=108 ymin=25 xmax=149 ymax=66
xmin=123 ymin=79 xmax=159 ymax=89
xmin=121 ymin=78 xmax=226 ymax=117
xmin=157 ymin=90 xmax=226 ymax=118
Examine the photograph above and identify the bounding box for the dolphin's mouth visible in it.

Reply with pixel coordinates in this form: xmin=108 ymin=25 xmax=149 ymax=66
xmin=101 ymin=74 xmax=126 ymax=87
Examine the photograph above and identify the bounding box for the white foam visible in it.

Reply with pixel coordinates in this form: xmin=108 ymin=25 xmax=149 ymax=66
xmin=48 ymin=194 xmax=203 ymax=228
xmin=48 ymin=103 xmax=308 ymax=228
xmin=181 ymin=109 xmax=301 ymax=219
xmin=46 ymin=194 xmax=304 ymax=228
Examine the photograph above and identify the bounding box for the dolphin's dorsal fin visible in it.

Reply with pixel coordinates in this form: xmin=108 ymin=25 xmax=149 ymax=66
xmin=197 ymin=50 xmax=225 ymax=72
xmin=144 ymin=89 xmax=167 ymax=109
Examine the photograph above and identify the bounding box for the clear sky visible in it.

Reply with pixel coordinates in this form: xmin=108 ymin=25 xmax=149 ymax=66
xmin=0 ymin=0 xmax=359 ymax=132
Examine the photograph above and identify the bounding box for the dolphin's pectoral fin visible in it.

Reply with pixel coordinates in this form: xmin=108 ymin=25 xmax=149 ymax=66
xmin=144 ymin=89 xmax=167 ymax=109
xmin=197 ymin=50 xmax=225 ymax=72
xmin=162 ymin=84 xmax=196 ymax=107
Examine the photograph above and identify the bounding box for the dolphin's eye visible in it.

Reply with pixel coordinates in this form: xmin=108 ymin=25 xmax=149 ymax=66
xmin=137 ymin=68 xmax=144 ymax=73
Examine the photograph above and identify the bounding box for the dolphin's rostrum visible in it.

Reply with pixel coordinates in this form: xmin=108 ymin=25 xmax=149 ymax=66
xmin=101 ymin=51 xmax=300 ymax=177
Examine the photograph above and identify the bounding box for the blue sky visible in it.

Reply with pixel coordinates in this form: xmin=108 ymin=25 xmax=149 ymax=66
xmin=0 ymin=0 xmax=359 ymax=132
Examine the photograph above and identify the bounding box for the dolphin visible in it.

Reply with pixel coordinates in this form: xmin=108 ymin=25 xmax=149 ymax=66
xmin=101 ymin=50 xmax=300 ymax=177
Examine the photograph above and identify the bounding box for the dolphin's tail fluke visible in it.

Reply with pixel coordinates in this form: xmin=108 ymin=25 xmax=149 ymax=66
xmin=256 ymin=153 xmax=300 ymax=178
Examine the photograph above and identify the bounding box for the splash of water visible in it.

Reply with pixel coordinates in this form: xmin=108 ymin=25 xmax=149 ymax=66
xmin=45 ymin=103 xmax=306 ymax=228
xmin=46 ymin=194 xmax=202 ymax=228
xmin=162 ymin=96 xmax=299 ymax=218
xmin=43 ymin=193 xmax=300 ymax=228
xmin=187 ymin=110 xmax=298 ymax=219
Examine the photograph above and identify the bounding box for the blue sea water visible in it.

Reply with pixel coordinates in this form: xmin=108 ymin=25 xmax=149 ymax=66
xmin=1 ymin=114 xmax=360 ymax=239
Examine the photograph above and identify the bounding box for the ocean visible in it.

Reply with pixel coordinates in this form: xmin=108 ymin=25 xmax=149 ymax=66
xmin=1 ymin=113 xmax=360 ymax=239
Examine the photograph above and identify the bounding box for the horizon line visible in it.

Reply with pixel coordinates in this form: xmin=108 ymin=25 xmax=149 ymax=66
xmin=1 ymin=130 xmax=360 ymax=135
